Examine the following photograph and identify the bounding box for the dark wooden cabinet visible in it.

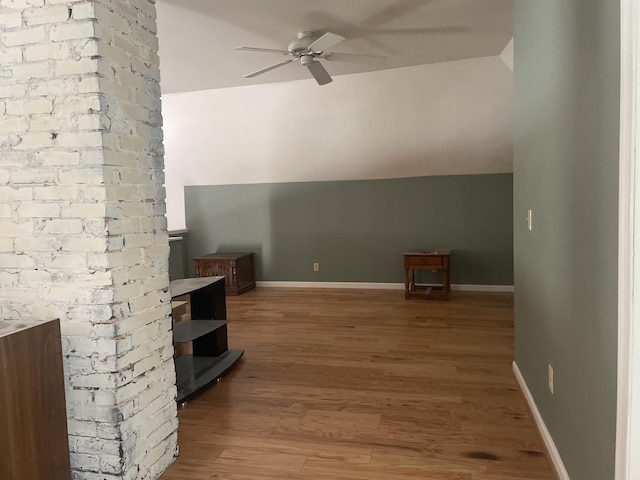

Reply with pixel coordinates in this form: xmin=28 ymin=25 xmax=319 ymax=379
xmin=0 ymin=319 xmax=71 ymax=479
xmin=193 ymin=252 xmax=256 ymax=295
xmin=170 ymin=277 xmax=243 ymax=404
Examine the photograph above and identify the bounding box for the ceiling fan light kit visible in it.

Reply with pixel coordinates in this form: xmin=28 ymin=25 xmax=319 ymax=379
xmin=236 ymin=31 xmax=387 ymax=86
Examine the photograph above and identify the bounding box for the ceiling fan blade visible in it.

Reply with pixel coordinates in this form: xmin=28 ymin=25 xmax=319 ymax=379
xmin=244 ymin=59 xmax=295 ymax=78
xmin=324 ymin=52 xmax=387 ymax=66
xmin=235 ymin=47 xmax=292 ymax=56
xmin=308 ymin=32 xmax=345 ymax=53
xmin=306 ymin=60 xmax=333 ymax=86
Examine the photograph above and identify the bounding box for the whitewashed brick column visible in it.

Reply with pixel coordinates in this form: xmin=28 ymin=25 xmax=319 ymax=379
xmin=0 ymin=0 xmax=178 ymax=478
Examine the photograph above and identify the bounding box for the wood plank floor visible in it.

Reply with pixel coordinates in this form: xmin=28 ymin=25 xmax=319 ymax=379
xmin=160 ymin=288 xmax=554 ymax=480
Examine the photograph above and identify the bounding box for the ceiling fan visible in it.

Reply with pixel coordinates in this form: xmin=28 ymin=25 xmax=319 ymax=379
xmin=235 ymin=31 xmax=387 ymax=86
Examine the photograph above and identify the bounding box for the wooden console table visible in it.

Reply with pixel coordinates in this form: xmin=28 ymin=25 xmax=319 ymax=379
xmin=402 ymin=250 xmax=451 ymax=299
xmin=194 ymin=252 xmax=256 ymax=295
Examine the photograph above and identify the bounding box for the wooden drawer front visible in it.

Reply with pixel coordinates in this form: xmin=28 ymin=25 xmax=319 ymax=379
xmin=213 ymin=263 xmax=236 ymax=287
xmin=416 ymin=256 xmax=443 ymax=267
xmin=195 ymin=260 xmax=237 ymax=288
xmin=195 ymin=262 xmax=215 ymax=277
xmin=194 ymin=253 xmax=256 ymax=295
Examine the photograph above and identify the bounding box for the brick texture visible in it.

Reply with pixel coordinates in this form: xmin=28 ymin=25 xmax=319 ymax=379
xmin=0 ymin=0 xmax=178 ymax=478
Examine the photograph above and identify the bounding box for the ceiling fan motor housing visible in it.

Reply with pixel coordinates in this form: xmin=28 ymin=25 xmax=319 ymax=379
xmin=288 ymin=31 xmax=317 ymax=55
xmin=300 ymin=55 xmax=315 ymax=67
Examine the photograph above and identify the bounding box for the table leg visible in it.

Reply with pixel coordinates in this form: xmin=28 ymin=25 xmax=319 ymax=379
xmin=410 ymin=268 xmax=415 ymax=293
xmin=404 ymin=266 xmax=410 ymax=299
xmin=443 ymin=263 xmax=451 ymax=293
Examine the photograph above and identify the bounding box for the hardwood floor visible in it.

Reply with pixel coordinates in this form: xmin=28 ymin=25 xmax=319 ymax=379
xmin=160 ymin=288 xmax=554 ymax=480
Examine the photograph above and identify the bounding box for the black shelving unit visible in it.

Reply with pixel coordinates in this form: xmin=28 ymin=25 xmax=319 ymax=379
xmin=170 ymin=277 xmax=244 ymax=404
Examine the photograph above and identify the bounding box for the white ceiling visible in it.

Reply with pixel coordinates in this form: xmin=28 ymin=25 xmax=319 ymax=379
xmin=156 ymin=0 xmax=513 ymax=94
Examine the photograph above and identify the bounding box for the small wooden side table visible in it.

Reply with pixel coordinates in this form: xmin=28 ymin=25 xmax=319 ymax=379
xmin=402 ymin=250 xmax=452 ymax=299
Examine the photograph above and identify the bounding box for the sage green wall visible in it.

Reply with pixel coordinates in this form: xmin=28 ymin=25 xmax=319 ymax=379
xmin=514 ymin=1 xmax=619 ymax=479
xmin=168 ymin=236 xmax=186 ymax=281
xmin=184 ymin=174 xmax=513 ymax=284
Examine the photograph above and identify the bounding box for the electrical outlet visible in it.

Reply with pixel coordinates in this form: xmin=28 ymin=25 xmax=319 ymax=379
xmin=548 ymin=364 xmax=554 ymax=394
xmin=313 ymin=262 xmax=319 ymax=272
xmin=527 ymin=209 xmax=533 ymax=231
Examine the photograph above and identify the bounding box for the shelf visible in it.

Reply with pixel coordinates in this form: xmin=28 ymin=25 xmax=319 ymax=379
xmin=170 ymin=277 xmax=238 ymax=403
xmin=175 ymin=350 xmax=244 ymax=404
xmin=173 ymin=320 xmax=227 ymax=343
xmin=170 ymin=276 xmax=225 ymax=299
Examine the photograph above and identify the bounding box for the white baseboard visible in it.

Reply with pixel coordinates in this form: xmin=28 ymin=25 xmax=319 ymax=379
xmin=255 ymin=281 xmax=514 ymax=293
xmin=513 ymin=361 xmax=570 ymax=480
xmin=448 ymin=284 xmax=514 ymax=292
xmin=256 ymin=281 xmax=401 ymax=290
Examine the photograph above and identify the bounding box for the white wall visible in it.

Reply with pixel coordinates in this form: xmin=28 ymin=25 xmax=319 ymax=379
xmin=163 ymin=56 xmax=513 ymax=230
xmin=501 ymin=38 xmax=514 ymax=71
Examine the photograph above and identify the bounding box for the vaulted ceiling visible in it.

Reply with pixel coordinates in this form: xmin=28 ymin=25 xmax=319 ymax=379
xmin=156 ymin=0 xmax=513 ymax=94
